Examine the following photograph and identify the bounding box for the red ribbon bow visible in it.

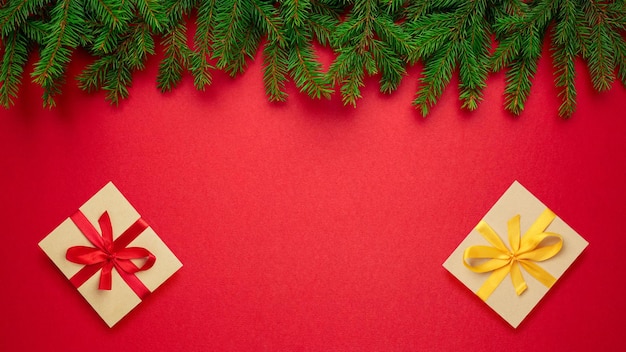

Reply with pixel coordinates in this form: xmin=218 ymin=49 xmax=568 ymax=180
xmin=66 ymin=211 xmax=156 ymax=299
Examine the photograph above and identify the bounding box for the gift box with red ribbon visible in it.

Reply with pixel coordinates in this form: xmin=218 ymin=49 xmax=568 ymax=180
xmin=39 ymin=182 xmax=182 ymax=327
xmin=443 ymin=181 xmax=588 ymax=328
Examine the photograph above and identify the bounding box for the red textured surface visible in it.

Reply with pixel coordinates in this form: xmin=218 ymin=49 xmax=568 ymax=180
xmin=1 ymin=43 xmax=626 ymax=351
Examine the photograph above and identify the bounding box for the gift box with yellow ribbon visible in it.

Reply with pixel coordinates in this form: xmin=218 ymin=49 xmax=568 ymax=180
xmin=443 ymin=181 xmax=588 ymax=328
xmin=39 ymin=182 xmax=183 ymax=327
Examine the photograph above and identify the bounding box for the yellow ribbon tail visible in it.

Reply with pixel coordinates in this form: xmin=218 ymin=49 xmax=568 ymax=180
xmin=519 ymin=260 xmax=557 ymax=288
xmin=523 ymin=208 xmax=556 ymax=238
xmin=509 ymin=261 xmax=528 ymax=296
xmin=476 ymin=265 xmax=510 ymax=301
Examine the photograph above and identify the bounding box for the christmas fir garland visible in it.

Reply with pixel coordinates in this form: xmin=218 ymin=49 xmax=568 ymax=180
xmin=0 ymin=0 xmax=625 ymax=117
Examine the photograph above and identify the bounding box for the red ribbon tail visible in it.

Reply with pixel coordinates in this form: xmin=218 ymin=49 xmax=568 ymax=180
xmin=99 ymin=263 xmax=113 ymax=290
xmin=114 ymin=261 xmax=152 ymax=299
xmin=69 ymin=264 xmax=104 ymax=289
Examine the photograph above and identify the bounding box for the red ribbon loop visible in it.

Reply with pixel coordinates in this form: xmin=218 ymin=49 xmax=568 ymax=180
xmin=66 ymin=211 xmax=156 ymax=299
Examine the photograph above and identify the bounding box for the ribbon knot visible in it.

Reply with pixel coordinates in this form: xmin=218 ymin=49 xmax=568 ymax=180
xmin=66 ymin=211 xmax=156 ymax=299
xmin=463 ymin=209 xmax=563 ymax=301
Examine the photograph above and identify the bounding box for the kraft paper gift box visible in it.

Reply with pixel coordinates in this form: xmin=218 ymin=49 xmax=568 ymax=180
xmin=39 ymin=182 xmax=183 ymax=327
xmin=443 ymin=181 xmax=588 ymax=328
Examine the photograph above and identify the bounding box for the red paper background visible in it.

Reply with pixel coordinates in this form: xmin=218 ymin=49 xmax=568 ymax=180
xmin=1 ymin=42 xmax=626 ymax=351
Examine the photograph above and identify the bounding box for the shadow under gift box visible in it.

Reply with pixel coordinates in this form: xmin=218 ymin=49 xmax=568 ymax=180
xmin=38 ymin=182 xmax=183 ymax=327
xmin=443 ymin=181 xmax=588 ymax=328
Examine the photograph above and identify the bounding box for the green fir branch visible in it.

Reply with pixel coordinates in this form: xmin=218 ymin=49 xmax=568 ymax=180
xmin=491 ymin=0 xmax=550 ymax=116
xmin=91 ymin=25 xmax=120 ymax=54
xmin=490 ymin=27 xmax=523 ymax=72
xmin=31 ymin=0 xmax=84 ymax=107
xmin=1 ymin=0 xmax=626 ymax=117
xmin=193 ymin=0 xmax=216 ymax=56
xmin=191 ymin=0 xmax=216 ymax=91
xmin=250 ymin=0 xmax=284 ymax=45
xmin=371 ymin=39 xmax=404 ymax=94
xmin=0 ymin=0 xmax=51 ymax=37
xmin=411 ymin=0 xmax=491 ymax=115
xmin=413 ymin=41 xmax=457 ymax=116
xmin=157 ymin=20 xmax=193 ymax=91
xmin=310 ymin=0 xmax=342 ymax=20
xmin=287 ymin=28 xmax=333 ymax=99
xmin=21 ymin=19 xmax=47 ymax=45
xmin=385 ymin=0 xmax=406 ymax=15
xmin=86 ymin=0 xmax=128 ymax=30
xmin=78 ymin=23 xmax=156 ymax=104
xmin=282 ymin=0 xmax=332 ymax=99
xmin=125 ymin=23 xmax=155 ymax=70
xmin=281 ymin=0 xmax=311 ymax=28
xmin=504 ymin=55 xmax=538 ymax=115
xmin=162 ymin=0 xmax=197 ymax=25
xmin=262 ymin=38 xmax=289 ymax=102
xmin=212 ymin=0 xmax=250 ymax=75
xmin=612 ymin=33 xmax=626 ymax=88
xmin=77 ymin=54 xmax=115 ymax=93
xmin=406 ymin=13 xmax=456 ymax=61
xmin=581 ymin=1 xmax=615 ymax=92
xmin=551 ymin=0 xmax=579 ymax=118
xmin=306 ymin=12 xmax=337 ymax=46
xmin=328 ymin=0 xmax=409 ymax=105
xmin=0 ymin=31 xmax=29 ymax=107
xmin=135 ymin=0 xmax=166 ymax=32
xmin=103 ymin=58 xmax=132 ymax=104
xmin=457 ymin=1 xmax=489 ymax=111
xmin=328 ymin=47 xmax=365 ymax=106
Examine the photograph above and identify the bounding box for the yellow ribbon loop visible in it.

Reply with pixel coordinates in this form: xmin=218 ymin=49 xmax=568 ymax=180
xmin=463 ymin=209 xmax=563 ymax=301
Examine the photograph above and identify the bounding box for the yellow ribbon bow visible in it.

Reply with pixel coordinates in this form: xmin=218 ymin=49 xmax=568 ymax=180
xmin=463 ymin=209 xmax=563 ymax=301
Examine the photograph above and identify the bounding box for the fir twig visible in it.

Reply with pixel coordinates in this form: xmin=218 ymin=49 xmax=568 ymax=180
xmin=157 ymin=21 xmax=192 ymax=92
xmin=328 ymin=0 xmax=409 ymax=106
xmin=411 ymin=0 xmax=491 ymax=116
xmin=0 ymin=0 xmax=51 ymax=37
xmin=581 ymin=1 xmax=615 ymax=92
xmin=551 ymin=0 xmax=579 ymax=117
xmin=190 ymin=0 xmax=216 ymax=91
xmin=0 ymin=31 xmax=29 ymax=107
xmin=30 ymin=0 xmax=83 ymax=107
xmin=263 ymin=38 xmax=288 ymax=102
xmin=281 ymin=0 xmax=333 ymax=99
xmin=78 ymin=22 xmax=156 ymax=104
